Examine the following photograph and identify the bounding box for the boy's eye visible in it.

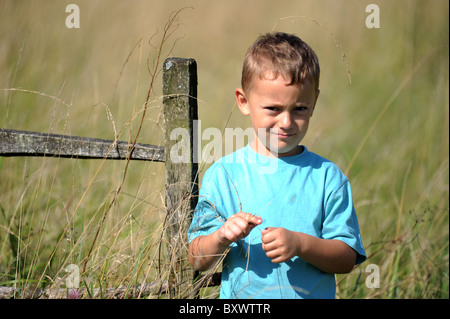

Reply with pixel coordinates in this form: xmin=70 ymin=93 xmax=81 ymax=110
xmin=263 ymin=105 xmax=308 ymax=113
xmin=264 ymin=106 xmax=280 ymax=112
xmin=295 ymin=106 xmax=308 ymax=112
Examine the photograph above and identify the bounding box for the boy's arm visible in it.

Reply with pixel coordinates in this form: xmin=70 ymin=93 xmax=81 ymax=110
xmin=261 ymin=227 xmax=357 ymax=274
xmin=189 ymin=212 xmax=262 ymax=271
xmin=188 ymin=231 xmax=229 ymax=272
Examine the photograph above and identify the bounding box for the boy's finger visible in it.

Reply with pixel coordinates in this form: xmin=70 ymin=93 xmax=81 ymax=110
xmin=261 ymin=227 xmax=274 ymax=234
xmin=248 ymin=215 xmax=262 ymax=226
xmin=243 ymin=213 xmax=262 ymax=225
xmin=261 ymin=227 xmax=276 ymax=243
xmin=234 ymin=212 xmax=262 ymax=226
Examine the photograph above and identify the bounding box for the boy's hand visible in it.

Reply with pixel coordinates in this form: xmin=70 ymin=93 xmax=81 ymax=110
xmin=261 ymin=227 xmax=300 ymax=263
xmin=217 ymin=212 xmax=262 ymax=246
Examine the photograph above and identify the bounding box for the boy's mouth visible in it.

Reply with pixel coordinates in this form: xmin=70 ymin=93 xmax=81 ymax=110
xmin=270 ymin=130 xmax=296 ymax=139
xmin=277 ymin=133 xmax=293 ymax=139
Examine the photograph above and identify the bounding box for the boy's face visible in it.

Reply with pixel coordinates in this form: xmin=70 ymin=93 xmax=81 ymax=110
xmin=236 ymin=74 xmax=319 ymax=157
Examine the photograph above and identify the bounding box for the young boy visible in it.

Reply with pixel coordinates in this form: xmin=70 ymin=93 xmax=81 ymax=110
xmin=188 ymin=32 xmax=366 ymax=299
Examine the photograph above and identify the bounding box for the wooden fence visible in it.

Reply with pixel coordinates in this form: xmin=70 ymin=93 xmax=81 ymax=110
xmin=0 ymin=57 xmax=220 ymax=299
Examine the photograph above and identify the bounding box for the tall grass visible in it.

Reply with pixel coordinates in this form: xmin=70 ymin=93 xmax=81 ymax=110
xmin=0 ymin=3 xmax=191 ymax=298
xmin=0 ymin=0 xmax=448 ymax=298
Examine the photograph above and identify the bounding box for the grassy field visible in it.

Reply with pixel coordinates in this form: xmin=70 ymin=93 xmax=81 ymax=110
xmin=0 ymin=0 xmax=448 ymax=299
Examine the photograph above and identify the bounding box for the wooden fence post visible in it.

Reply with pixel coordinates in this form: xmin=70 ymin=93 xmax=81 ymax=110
xmin=162 ymin=57 xmax=198 ymax=298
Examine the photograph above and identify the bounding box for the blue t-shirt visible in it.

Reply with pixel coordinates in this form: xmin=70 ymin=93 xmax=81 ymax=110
xmin=188 ymin=145 xmax=366 ymax=299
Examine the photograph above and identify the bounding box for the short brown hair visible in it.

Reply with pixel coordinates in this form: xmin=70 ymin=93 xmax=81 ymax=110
xmin=241 ymin=32 xmax=320 ymax=93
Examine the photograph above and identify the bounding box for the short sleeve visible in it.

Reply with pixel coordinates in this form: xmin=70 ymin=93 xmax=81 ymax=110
xmin=322 ymin=180 xmax=366 ymax=265
xmin=187 ymin=164 xmax=229 ymax=243
xmin=188 ymin=190 xmax=224 ymax=243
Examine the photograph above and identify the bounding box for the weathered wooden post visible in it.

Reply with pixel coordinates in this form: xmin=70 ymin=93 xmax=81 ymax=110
xmin=162 ymin=57 xmax=198 ymax=298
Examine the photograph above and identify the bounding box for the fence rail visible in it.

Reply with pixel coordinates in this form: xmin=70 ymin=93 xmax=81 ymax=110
xmin=0 ymin=128 xmax=165 ymax=161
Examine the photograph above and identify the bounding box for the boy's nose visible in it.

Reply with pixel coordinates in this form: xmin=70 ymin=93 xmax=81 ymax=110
xmin=279 ymin=111 xmax=293 ymax=129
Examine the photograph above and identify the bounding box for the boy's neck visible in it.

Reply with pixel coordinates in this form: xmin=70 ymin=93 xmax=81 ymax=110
xmin=250 ymin=139 xmax=304 ymax=158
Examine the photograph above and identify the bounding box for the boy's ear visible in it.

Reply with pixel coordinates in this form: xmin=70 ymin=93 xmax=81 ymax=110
xmin=311 ymin=89 xmax=320 ymax=116
xmin=235 ymin=88 xmax=250 ymax=116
